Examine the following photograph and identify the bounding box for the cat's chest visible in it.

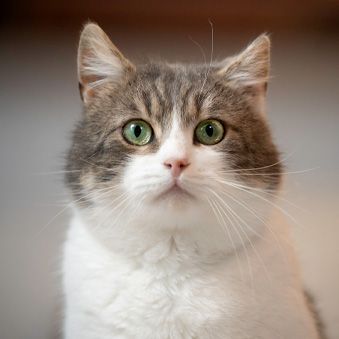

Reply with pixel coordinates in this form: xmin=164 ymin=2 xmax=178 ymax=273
xmin=71 ymin=238 xmax=230 ymax=338
xmin=101 ymin=263 xmax=222 ymax=332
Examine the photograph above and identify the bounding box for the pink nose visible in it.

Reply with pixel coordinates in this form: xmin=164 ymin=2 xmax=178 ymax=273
xmin=164 ymin=158 xmax=190 ymax=177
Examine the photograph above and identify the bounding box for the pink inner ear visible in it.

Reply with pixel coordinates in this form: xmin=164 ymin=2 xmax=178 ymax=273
xmin=78 ymin=77 xmax=97 ymax=102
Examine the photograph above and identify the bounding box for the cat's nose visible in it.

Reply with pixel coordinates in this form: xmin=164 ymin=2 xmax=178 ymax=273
xmin=164 ymin=158 xmax=190 ymax=177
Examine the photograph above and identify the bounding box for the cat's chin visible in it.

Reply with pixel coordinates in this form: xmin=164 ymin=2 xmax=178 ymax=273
xmin=153 ymin=184 xmax=195 ymax=205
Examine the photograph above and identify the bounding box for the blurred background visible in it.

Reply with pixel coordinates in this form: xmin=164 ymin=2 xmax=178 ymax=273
xmin=0 ymin=1 xmax=338 ymax=338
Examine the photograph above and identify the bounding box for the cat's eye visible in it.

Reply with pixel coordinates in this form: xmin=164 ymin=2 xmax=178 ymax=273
xmin=195 ymin=119 xmax=225 ymax=145
xmin=123 ymin=120 xmax=153 ymax=146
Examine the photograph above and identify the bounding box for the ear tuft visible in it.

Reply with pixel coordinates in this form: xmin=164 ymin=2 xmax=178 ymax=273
xmin=218 ymin=34 xmax=270 ymax=87
xmin=78 ymin=22 xmax=135 ymax=103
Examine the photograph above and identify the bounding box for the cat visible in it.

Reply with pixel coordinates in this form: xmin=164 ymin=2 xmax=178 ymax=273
xmin=62 ymin=22 xmax=321 ymax=339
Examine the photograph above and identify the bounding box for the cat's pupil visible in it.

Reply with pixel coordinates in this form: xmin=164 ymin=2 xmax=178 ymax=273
xmin=134 ymin=125 xmax=142 ymax=138
xmin=206 ymin=125 xmax=214 ymax=137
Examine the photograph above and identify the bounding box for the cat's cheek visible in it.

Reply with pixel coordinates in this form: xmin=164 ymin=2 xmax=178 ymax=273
xmin=191 ymin=145 xmax=230 ymax=178
xmin=121 ymin=154 xmax=170 ymax=197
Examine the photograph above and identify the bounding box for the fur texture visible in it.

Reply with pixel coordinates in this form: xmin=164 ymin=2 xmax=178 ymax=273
xmin=63 ymin=23 xmax=320 ymax=338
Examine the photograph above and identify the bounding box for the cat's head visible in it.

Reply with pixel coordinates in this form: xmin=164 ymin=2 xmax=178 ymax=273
xmin=66 ymin=23 xmax=281 ymax=248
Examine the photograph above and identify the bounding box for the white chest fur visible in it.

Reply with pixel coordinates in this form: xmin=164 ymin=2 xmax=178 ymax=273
xmin=63 ymin=215 xmax=319 ymax=339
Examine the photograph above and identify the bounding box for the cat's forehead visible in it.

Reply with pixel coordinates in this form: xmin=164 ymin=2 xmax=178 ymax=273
xmin=120 ymin=62 xmax=242 ymax=129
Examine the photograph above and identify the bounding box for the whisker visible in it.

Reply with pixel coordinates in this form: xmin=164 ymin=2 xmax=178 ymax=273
xmin=92 ymin=193 xmax=132 ymax=233
xmin=220 ymin=188 xmax=292 ymax=268
xmin=220 ymin=151 xmax=298 ymax=173
xmin=188 ymin=35 xmax=207 ymax=64
xmin=213 ymin=177 xmax=306 ymax=212
xmin=214 ymin=187 xmax=285 ymax=281
xmin=34 ymin=184 xmax=123 ymax=236
xmin=225 ymin=201 xmax=273 ymax=284
xmin=211 ymin=194 xmax=254 ymax=286
xmin=79 ymin=158 xmax=116 ymax=172
xmin=214 ymin=178 xmax=304 ymax=229
xmin=199 ymin=19 xmax=214 ymax=95
xmin=216 ymin=191 xmax=269 ymax=242
xmin=31 ymin=169 xmax=82 ymax=176
xmin=206 ymin=196 xmax=245 ymax=280
xmin=219 ymin=168 xmax=318 ymax=176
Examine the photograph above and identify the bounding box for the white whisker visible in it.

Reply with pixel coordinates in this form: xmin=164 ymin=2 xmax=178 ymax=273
xmin=219 ymin=167 xmax=317 ymax=176
xmin=214 ymin=177 xmax=304 ymax=229
xmin=206 ymin=196 xmax=245 ymax=281
xmin=212 ymin=189 xmax=273 ymax=284
xmin=219 ymin=150 xmax=300 ymax=174
xmin=211 ymin=194 xmax=254 ymax=287
xmin=199 ymin=19 xmax=214 ymax=95
xmin=214 ymin=177 xmax=306 ymax=212
xmin=34 ymin=183 xmax=123 ymax=236
xmin=188 ymin=35 xmax=207 ymax=64
xmin=221 ymin=188 xmax=292 ymax=268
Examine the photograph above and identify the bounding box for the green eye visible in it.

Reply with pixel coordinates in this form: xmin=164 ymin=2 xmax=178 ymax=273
xmin=123 ymin=120 xmax=153 ymax=146
xmin=195 ymin=119 xmax=225 ymax=145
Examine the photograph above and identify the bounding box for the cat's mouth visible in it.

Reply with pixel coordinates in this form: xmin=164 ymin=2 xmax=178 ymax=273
xmin=155 ymin=182 xmax=194 ymax=202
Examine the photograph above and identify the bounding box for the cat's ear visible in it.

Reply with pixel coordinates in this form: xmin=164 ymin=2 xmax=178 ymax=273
xmin=217 ymin=34 xmax=270 ymax=91
xmin=77 ymin=22 xmax=135 ymax=103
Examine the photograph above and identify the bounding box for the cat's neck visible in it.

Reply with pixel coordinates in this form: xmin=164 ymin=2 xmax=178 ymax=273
xmin=72 ymin=205 xmax=278 ymax=267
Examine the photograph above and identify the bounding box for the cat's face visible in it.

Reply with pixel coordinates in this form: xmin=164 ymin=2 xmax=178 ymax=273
xmin=66 ymin=24 xmax=281 ymax=243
